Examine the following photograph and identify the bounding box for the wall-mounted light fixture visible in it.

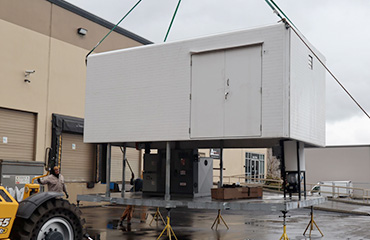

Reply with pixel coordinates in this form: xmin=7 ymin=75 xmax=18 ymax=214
xmin=24 ymin=70 xmax=35 ymax=83
xmin=77 ymin=28 xmax=88 ymax=36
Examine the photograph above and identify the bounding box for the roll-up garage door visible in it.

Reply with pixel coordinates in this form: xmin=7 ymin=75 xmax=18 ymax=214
xmin=0 ymin=108 xmax=36 ymax=161
xmin=111 ymin=146 xmax=141 ymax=182
xmin=61 ymin=133 xmax=95 ymax=182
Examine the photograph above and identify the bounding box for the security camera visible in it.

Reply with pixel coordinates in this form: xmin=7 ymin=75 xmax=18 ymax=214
xmin=25 ymin=70 xmax=36 ymax=77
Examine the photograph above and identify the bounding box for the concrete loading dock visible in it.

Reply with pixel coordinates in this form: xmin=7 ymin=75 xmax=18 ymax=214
xmin=79 ymin=22 xmax=326 ymax=238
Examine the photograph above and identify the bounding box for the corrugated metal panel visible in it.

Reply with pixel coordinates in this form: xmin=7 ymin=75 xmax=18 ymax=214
xmin=61 ymin=133 xmax=95 ymax=182
xmin=0 ymin=108 xmax=36 ymax=161
xmin=111 ymin=146 xmax=140 ymax=182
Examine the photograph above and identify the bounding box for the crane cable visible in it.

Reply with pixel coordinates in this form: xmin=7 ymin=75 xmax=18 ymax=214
xmin=164 ymin=0 xmax=182 ymax=42
xmin=85 ymin=0 xmax=143 ymax=64
xmin=265 ymin=0 xmax=370 ymax=119
xmin=120 ymin=146 xmax=135 ymax=180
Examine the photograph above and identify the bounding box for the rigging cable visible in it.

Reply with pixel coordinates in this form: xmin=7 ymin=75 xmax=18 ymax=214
xmin=164 ymin=0 xmax=182 ymax=42
xmin=265 ymin=0 xmax=370 ymax=119
xmin=85 ymin=0 xmax=143 ymax=63
xmin=120 ymin=146 xmax=135 ymax=181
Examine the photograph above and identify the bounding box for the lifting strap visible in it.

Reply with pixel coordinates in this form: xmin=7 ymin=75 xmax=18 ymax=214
xmin=164 ymin=0 xmax=182 ymax=42
xmin=85 ymin=0 xmax=143 ymax=63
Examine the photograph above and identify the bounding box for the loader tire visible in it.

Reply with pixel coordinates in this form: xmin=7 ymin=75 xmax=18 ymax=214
xmin=10 ymin=198 xmax=85 ymax=240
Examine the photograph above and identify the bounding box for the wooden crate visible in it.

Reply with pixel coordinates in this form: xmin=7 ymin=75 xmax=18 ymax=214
xmin=211 ymin=186 xmax=263 ymax=200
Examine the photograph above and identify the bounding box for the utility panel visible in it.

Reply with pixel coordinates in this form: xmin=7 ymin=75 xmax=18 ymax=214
xmin=85 ymin=23 xmax=326 ymax=147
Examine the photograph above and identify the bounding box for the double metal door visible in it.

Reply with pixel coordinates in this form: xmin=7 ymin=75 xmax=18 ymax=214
xmin=190 ymin=45 xmax=262 ymax=138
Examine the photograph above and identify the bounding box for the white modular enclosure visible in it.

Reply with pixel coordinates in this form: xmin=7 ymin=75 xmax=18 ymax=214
xmin=84 ymin=23 xmax=326 ymax=147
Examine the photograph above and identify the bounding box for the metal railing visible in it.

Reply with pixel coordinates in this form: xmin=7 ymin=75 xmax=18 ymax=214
xmin=219 ymin=175 xmax=370 ymax=202
xmin=218 ymin=174 xmax=283 ymax=191
xmin=306 ymin=183 xmax=370 ymax=202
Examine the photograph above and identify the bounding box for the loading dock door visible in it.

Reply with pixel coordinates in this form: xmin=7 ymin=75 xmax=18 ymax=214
xmin=111 ymin=146 xmax=141 ymax=182
xmin=0 ymin=108 xmax=36 ymax=161
xmin=61 ymin=133 xmax=95 ymax=182
xmin=190 ymin=45 xmax=262 ymax=138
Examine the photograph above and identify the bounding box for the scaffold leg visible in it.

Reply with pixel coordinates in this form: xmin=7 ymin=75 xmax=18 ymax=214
xmin=157 ymin=216 xmax=178 ymax=240
xmin=150 ymin=207 xmax=166 ymax=226
xmin=303 ymin=206 xmax=324 ymax=237
xmin=279 ymin=211 xmax=290 ymax=240
xmin=211 ymin=209 xmax=229 ymax=230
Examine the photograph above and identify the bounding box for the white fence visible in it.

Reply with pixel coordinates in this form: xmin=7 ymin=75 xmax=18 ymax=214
xmin=221 ymin=174 xmax=370 ymax=202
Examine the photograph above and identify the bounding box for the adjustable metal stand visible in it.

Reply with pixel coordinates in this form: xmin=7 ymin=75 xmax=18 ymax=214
xmin=211 ymin=209 xmax=229 ymax=230
xmin=303 ymin=206 xmax=324 ymax=237
xmin=279 ymin=211 xmax=290 ymax=240
xmin=150 ymin=207 xmax=166 ymax=226
xmin=157 ymin=216 xmax=178 ymax=240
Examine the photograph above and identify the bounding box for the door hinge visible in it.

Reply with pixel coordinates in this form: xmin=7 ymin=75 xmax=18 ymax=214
xmin=189 ymin=94 xmax=192 ymax=100
xmin=189 ymin=128 xmax=191 ymax=134
xmin=260 ymin=124 xmax=262 ymax=131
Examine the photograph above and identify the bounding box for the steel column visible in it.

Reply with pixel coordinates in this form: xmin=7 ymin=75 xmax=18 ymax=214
xmin=219 ymin=141 xmax=224 ymax=187
xmin=121 ymin=144 xmax=127 ymax=198
xmin=106 ymin=143 xmax=111 ymax=197
xmin=165 ymin=142 xmax=171 ymax=201
xmin=297 ymin=141 xmax=301 ymax=201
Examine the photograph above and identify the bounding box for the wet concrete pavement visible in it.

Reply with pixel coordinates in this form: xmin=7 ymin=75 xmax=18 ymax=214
xmin=81 ymin=204 xmax=370 ymax=240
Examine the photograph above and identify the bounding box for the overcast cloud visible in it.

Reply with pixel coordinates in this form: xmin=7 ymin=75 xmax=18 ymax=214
xmin=65 ymin=0 xmax=370 ymax=145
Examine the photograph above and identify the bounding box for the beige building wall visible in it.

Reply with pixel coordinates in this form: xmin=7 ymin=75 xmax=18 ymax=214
xmin=0 ymin=0 xmax=148 ymax=162
xmin=0 ymin=19 xmax=50 ymax=162
xmin=305 ymin=146 xmax=370 ymax=187
xmin=0 ymin=0 xmax=150 ymax=200
xmin=200 ymin=148 xmax=268 ymax=184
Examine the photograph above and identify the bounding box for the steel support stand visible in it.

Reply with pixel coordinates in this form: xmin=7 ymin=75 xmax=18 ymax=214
xmin=303 ymin=206 xmax=324 ymax=237
xmin=279 ymin=211 xmax=290 ymax=240
xmin=211 ymin=209 xmax=229 ymax=230
xmin=157 ymin=216 xmax=178 ymax=240
xmin=150 ymin=207 xmax=166 ymax=226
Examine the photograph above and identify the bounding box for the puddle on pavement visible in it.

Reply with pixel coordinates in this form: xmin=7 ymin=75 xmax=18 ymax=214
xmin=82 ymin=205 xmax=370 ymax=240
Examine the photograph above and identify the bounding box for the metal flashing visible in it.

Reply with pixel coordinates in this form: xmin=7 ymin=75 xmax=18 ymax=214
xmin=47 ymin=0 xmax=153 ymax=45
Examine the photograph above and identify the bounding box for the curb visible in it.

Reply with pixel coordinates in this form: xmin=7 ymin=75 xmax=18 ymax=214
xmin=329 ymin=198 xmax=370 ymax=206
xmin=313 ymin=206 xmax=370 ymax=216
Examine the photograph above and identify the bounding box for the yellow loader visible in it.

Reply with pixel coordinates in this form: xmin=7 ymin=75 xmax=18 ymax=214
xmin=0 ymin=148 xmax=84 ymax=240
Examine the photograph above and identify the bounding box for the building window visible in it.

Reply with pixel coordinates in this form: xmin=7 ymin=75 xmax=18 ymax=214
xmin=245 ymin=152 xmax=265 ymax=183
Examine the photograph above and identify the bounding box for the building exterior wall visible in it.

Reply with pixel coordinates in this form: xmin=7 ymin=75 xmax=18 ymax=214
xmin=0 ymin=0 xmax=150 ymax=203
xmin=0 ymin=18 xmax=50 ymax=162
xmin=305 ymin=146 xmax=370 ymax=188
xmin=199 ymin=148 xmax=268 ymax=184
xmin=0 ymin=0 xmax=148 ymax=162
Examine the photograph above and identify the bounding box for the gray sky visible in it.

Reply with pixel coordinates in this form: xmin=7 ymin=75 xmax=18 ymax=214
xmin=66 ymin=0 xmax=370 ymax=145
